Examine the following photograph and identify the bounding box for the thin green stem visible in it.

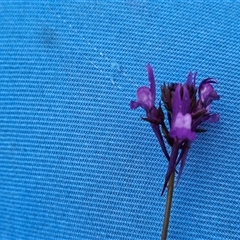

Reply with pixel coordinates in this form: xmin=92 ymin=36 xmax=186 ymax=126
xmin=161 ymin=171 xmax=175 ymax=240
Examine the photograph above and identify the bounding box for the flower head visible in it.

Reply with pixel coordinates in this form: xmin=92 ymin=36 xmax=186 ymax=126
xmin=130 ymin=66 xmax=220 ymax=195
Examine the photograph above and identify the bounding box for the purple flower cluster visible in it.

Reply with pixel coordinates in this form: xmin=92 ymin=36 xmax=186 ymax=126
xmin=130 ymin=64 xmax=220 ymax=195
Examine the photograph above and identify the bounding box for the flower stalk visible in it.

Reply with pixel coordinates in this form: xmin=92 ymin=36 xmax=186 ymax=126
xmin=161 ymin=171 xmax=174 ymax=240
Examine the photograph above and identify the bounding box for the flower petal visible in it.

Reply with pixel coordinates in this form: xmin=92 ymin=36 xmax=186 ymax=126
xmin=136 ymin=87 xmax=153 ymax=111
xmin=199 ymin=78 xmax=220 ymax=106
xmin=130 ymin=100 xmax=141 ymax=110
xmin=170 ymin=84 xmax=196 ymax=141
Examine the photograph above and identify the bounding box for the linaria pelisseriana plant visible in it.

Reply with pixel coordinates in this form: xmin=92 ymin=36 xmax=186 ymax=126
xmin=130 ymin=64 xmax=219 ymax=240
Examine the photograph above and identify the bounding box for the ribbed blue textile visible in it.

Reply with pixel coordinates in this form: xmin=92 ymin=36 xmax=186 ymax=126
xmin=0 ymin=1 xmax=240 ymax=239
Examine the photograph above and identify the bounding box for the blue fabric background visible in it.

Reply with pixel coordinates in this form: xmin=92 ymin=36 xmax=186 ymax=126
xmin=0 ymin=1 xmax=239 ymax=239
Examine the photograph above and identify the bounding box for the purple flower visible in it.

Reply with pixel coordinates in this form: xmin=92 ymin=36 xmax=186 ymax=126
xmin=130 ymin=65 xmax=163 ymax=125
xmin=199 ymin=78 xmax=220 ymax=107
xmin=130 ymin=64 xmax=169 ymax=160
xmin=130 ymin=66 xmax=220 ymax=195
xmin=130 ymin=64 xmax=156 ymax=113
xmin=169 ymin=84 xmax=196 ymax=141
xmin=161 ymin=84 xmax=196 ymax=195
xmin=190 ymin=77 xmax=220 ymax=127
xmin=197 ymin=78 xmax=220 ymax=123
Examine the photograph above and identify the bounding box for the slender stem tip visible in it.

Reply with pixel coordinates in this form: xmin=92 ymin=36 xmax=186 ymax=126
xmin=161 ymin=171 xmax=175 ymax=240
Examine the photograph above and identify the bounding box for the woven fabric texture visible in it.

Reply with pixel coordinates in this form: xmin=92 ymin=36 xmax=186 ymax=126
xmin=0 ymin=1 xmax=240 ymax=240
